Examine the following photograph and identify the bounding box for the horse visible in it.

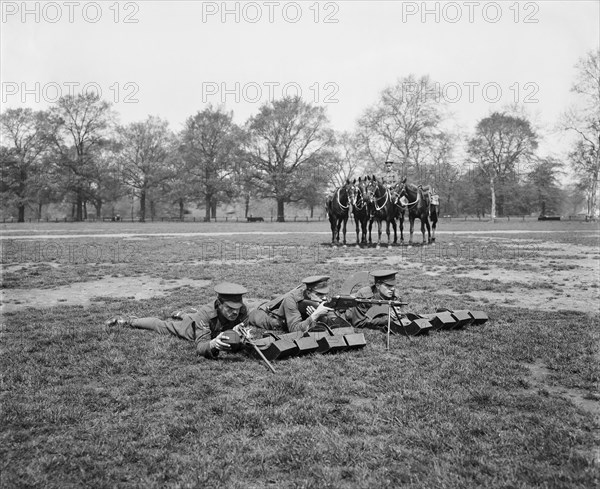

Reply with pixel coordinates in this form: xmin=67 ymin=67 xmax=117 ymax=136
xmin=396 ymin=177 xmax=437 ymax=244
xmin=348 ymin=177 xmax=370 ymax=246
xmin=389 ymin=183 xmax=406 ymax=243
xmin=326 ymin=180 xmax=352 ymax=246
xmin=365 ymin=175 xmax=397 ymax=247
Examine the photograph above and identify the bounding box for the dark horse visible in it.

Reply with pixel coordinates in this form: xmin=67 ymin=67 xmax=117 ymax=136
xmin=389 ymin=183 xmax=406 ymax=243
xmin=326 ymin=180 xmax=352 ymax=246
xmin=396 ymin=177 xmax=438 ymax=244
xmin=366 ymin=176 xmax=397 ymax=247
xmin=348 ymin=177 xmax=370 ymax=246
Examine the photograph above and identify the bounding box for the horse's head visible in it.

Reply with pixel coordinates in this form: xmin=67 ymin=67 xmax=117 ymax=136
xmin=351 ymin=177 xmax=369 ymax=208
xmin=394 ymin=179 xmax=416 ymax=208
xmin=333 ymin=179 xmax=356 ymax=208
xmin=345 ymin=179 xmax=358 ymax=206
xmin=365 ymin=175 xmax=379 ymax=204
xmin=390 ymin=181 xmax=403 ymax=204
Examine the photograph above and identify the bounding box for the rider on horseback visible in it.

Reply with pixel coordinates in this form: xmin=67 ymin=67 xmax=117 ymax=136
xmin=381 ymin=160 xmax=399 ymax=189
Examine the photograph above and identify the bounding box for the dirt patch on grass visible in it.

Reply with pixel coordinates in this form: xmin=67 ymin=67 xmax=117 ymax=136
xmin=521 ymin=360 xmax=600 ymax=417
xmin=0 ymin=276 xmax=211 ymax=313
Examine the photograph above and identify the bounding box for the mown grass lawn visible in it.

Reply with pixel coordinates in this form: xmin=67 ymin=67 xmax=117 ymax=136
xmin=1 ymin=221 xmax=599 ymax=488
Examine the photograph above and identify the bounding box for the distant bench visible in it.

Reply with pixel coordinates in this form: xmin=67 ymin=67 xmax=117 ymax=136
xmin=247 ymin=216 xmax=265 ymax=222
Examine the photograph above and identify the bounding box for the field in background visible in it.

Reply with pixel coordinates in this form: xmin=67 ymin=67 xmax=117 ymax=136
xmin=1 ymin=220 xmax=599 ymax=487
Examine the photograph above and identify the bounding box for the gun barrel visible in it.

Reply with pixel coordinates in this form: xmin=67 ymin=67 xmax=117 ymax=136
xmin=355 ymin=298 xmax=408 ymax=307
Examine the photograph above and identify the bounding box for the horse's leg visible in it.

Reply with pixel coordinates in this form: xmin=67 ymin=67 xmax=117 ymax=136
xmin=421 ymin=218 xmax=427 ymax=244
xmin=431 ymin=207 xmax=437 ymax=242
xmin=386 ymin=218 xmax=391 ymax=247
xmin=392 ymin=217 xmax=397 ymax=245
xmin=400 ymin=212 xmax=404 ymax=243
xmin=409 ymin=217 xmax=415 ymax=244
xmin=425 ymin=218 xmax=431 ymax=244
xmin=330 ymin=218 xmax=335 ymax=244
xmin=368 ymin=217 xmax=373 ymax=244
xmin=336 ymin=219 xmax=342 ymax=244
xmin=342 ymin=216 xmax=348 ymax=246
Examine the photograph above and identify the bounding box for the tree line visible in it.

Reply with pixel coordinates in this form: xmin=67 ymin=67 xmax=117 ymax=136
xmin=2 ymin=49 xmax=598 ymax=222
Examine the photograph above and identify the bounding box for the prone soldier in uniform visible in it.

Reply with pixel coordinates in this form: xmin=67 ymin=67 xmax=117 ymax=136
xmin=248 ymin=275 xmax=334 ymax=333
xmin=104 ymin=282 xmax=250 ymax=359
xmin=348 ymin=269 xmax=406 ymax=331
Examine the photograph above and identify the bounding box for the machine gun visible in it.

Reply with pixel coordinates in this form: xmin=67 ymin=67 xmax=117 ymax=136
xmin=323 ymin=294 xmax=407 ymax=310
xmin=299 ymin=295 xmax=408 ymax=350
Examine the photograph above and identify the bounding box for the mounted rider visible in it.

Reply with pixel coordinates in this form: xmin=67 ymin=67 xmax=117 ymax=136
xmin=381 ymin=160 xmax=400 ymax=189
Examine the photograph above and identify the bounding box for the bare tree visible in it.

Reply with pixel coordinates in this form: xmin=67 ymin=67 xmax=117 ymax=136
xmin=329 ymin=131 xmax=367 ymax=188
xmin=116 ymin=116 xmax=175 ymax=222
xmin=49 ymin=94 xmax=115 ymax=221
xmin=0 ymin=108 xmax=53 ymax=221
xmin=563 ymin=49 xmax=600 ymax=217
xmin=357 ymin=74 xmax=445 ymax=178
xmin=245 ymin=96 xmax=334 ymax=222
xmin=467 ymin=112 xmax=538 ymax=219
xmin=427 ymin=132 xmax=460 ymax=213
xmin=525 ymin=157 xmax=565 ymax=215
xmin=179 ymin=106 xmax=245 ymax=222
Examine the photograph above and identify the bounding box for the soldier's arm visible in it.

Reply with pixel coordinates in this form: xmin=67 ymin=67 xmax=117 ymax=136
xmin=192 ymin=312 xmax=219 ymax=359
xmin=282 ymin=295 xmax=314 ymax=332
xmin=348 ymin=301 xmax=371 ymax=328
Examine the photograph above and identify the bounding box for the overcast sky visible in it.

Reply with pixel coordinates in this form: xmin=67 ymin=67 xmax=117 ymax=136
xmin=2 ymin=0 xmax=599 ymax=160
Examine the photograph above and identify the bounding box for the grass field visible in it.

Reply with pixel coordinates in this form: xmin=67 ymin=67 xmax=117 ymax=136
xmin=1 ymin=219 xmax=599 ymax=488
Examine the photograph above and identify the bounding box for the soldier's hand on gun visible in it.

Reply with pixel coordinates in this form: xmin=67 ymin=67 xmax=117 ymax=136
xmin=310 ymin=302 xmax=333 ymax=321
xmin=209 ymin=331 xmax=232 ymax=351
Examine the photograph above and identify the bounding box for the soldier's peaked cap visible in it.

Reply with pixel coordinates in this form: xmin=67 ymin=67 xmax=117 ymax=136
xmin=302 ymin=275 xmax=330 ymax=293
xmin=370 ymin=269 xmax=397 ymax=285
xmin=214 ymin=282 xmax=247 ymax=309
xmin=384 ymin=160 xmax=395 ymax=164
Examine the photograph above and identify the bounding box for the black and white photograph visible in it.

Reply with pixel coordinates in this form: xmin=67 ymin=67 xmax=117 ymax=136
xmin=1 ymin=1 xmax=599 ymax=487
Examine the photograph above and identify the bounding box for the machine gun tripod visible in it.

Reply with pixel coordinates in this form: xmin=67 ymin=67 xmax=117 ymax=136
xmin=323 ymin=295 xmax=409 ymax=350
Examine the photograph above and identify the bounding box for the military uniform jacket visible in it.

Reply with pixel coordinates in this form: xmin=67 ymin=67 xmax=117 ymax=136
xmin=381 ymin=169 xmax=399 ymax=188
xmin=191 ymin=302 xmax=249 ymax=358
xmin=349 ymin=285 xmax=402 ymax=329
xmin=272 ymin=287 xmax=316 ymax=333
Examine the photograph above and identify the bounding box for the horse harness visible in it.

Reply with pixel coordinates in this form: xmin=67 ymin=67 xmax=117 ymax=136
xmin=368 ymin=183 xmax=392 ymax=212
xmin=335 ymin=186 xmax=350 ymax=210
